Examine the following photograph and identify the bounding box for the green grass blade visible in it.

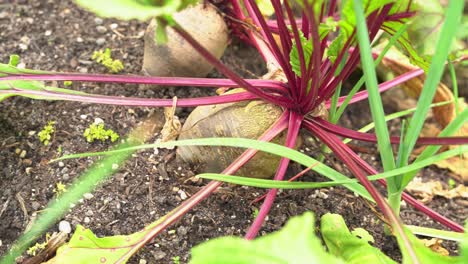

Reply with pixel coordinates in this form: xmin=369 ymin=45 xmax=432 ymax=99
xmin=353 ymin=0 xmax=395 ymax=172
xmin=343 ymin=100 xmax=453 ymax=144
xmin=1 ymin=141 xmax=136 ymax=264
xmin=197 ymin=145 xmax=466 ymax=189
xmin=447 ymin=60 xmax=460 ymax=115
xmin=396 ymin=0 xmax=464 ymax=173
xmin=53 ymin=138 xmax=468 ymax=200
xmin=406 ymin=225 xmax=465 ymax=242
xmin=53 ymin=138 xmax=371 ymax=200
xmin=399 ymin=108 xmax=468 ymax=189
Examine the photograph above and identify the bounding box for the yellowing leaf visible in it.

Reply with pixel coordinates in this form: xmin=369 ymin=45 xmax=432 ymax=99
xmin=421 ymin=238 xmax=450 ymax=256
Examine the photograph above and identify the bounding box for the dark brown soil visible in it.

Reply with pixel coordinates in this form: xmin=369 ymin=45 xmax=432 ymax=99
xmin=0 ymin=1 xmax=465 ymax=263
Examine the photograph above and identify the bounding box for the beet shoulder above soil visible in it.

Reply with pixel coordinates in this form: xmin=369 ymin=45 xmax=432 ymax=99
xmin=0 ymin=1 xmax=464 ymax=263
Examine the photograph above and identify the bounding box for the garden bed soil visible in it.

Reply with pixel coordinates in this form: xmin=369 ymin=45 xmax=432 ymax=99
xmin=0 ymin=1 xmax=465 ymax=263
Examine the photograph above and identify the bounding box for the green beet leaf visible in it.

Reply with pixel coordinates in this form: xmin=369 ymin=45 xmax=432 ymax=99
xmin=321 ymin=213 xmax=396 ymax=264
xmin=74 ymin=0 xmax=198 ymax=21
xmin=190 ymin=212 xmax=343 ymax=264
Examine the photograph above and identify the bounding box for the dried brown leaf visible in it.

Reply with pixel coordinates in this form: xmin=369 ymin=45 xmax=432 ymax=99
xmin=420 ymin=238 xmax=449 ymax=256
xmin=405 ymin=178 xmax=468 ymax=203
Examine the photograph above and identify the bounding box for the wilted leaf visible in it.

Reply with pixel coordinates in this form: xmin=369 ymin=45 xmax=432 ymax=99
xmin=396 ymin=228 xmax=461 ymax=264
xmin=376 ymin=43 xmax=457 ymax=127
xmin=22 ymin=232 xmax=67 ymax=264
xmin=405 ymin=178 xmax=468 ymax=203
xmin=160 ymin=96 xmax=181 ymax=143
xmin=421 ymin=238 xmax=450 ymax=256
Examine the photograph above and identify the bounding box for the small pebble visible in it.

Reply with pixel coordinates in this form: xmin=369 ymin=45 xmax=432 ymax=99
xmin=80 ymin=114 xmax=88 ymax=120
xmin=85 ymin=210 xmax=94 ymax=216
xmin=59 ymin=220 xmax=71 ymax=233
xmin=17 ymin=62 xmax=26 ymax=69
xmin=28 ymin=131 xmax=36 ymax=136
xmin=31 ymin=201 xmax=41 ymax=210
xmin=83 ymin=193 xmax=94 ymax=200
xmin=96 ymin=26 xmax=107 ymax=33
xmin=19 ymin=43 xmax=28 ymax=50
xmin=20 ymin=36 xmax=30 ymax=45
xmin=112 ymin=164 xmax=119 ymax=170
xmin=96 ymin=38 xmax=105 ymax=45
xmin=153 ymin=251 xmax=166 ymax=260
xmin=19 ymin=150 xmax=27 ymax=158
xmin=58 ymin=161 xmax=65 ymax=167
xmin=76 ymin=37 xmax=84 ymax=43
xmin=84 ymin=217 xmax=90 ymax=223
xmin=110 ymin=23 xmax=118 ymax=29
xmin=44 ymin=30 xmax=52 ymax=36
xmin=94 ymin=118 xmax=104 ymax=124
xmin=178 ymin=190 xmax=187 ymax=200
xmin=139 ymin=260 xmax=147 ymax=264
xmin=135 ymin=203 xmax=143 ymax=211
xmin=94 ymin=17 xmax=103 ymax=25
xmin=0 ymin=12 xmax=8 ymax=19
xmin=62 ymin=174 xmax=70 ymax=181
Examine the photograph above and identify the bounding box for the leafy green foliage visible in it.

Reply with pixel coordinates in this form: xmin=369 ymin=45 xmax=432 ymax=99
xmin=38 ymin=121 xmax=56 ymax=145
xmin=289 ymin=31 xmax=312 ymax=77
xmin=74 ymin=0 xmax=197 ymax=21
xmin=339 ymin=0 xmax=393 ymax=38
xmin=351 ymin=228 xmax=375 ymax=243
xmin=256 ymin=0 xmax=275 ymax=16
xmin=190 ymin=212 xmax=343 ymax=264
xmin=409 ymin=0 xmax=465 ymax=56
xmin=172 ymin=256 xmax=181 ymax=264
xmin=26 ymin=233 xmax=51 ymax=256
xmin=53 ymin=181 xmax=68 ymax=196
xmin=9 ymin=54 xmax=20 ymax=67
xmin=83 ymin=123 xmax=119 ymax=143
xmin=91 ymin=48 xmax=124 ymax=73
xmin=290 ymin=18 xmax=339 ymax=75
xmin=321 ymin=213 xmax=396 ymax=263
